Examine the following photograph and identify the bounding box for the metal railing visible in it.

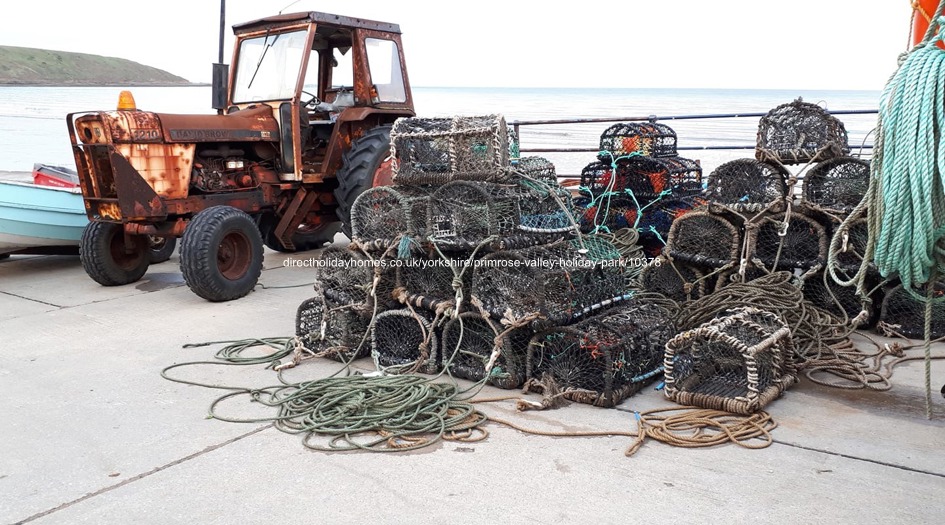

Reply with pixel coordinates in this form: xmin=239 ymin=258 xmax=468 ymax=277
xmin=511 ymin=109 xmax=878 ymax=179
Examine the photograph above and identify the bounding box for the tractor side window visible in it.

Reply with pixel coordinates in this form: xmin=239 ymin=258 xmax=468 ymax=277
xmin=233 ymin=30 xmax=308 ymax=103
xmin=365 ymin=38 xmax=406 ymax=103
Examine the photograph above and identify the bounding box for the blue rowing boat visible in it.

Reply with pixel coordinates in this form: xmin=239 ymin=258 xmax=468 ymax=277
xmin=0 ymin=180 xmax=87 ymax=255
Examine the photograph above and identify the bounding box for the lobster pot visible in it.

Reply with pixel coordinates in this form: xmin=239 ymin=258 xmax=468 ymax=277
xmin=598 ymin=122 xmax=677 ymax=158
xmin=513 ymin=176 xmax=576 ymax=234
xmin=395 ymin=254 xmax=473 ymax=313
xmin=515 ymin=156 xmax=558 ymax=184
xmin=313 ymin=246 xmax=397 ymax=313
xmin=704 ymin=159 xmax=789 ymax=211
xmin=803 ymin=272 xmax=875 ymax=325
xmin=752 ymin=211 xmax=827 ymax=271
xmin=581 ymin=156 xmax=702 ymax=200
xmin=391 ymin=115 xmax=510 ymax=185
xmin=879 ymin=282 xmax=945 ymax=339
xmin=801 ymin=156 xmax=870 ymax=215
xmin=638 ymin=258 xmax=706 ymax=303
xmin=665 ymin=211 xmax=741 ymax=268
xmin=573 ymin=194 xmax=640 ymax=233
xmin=826 ymin=217 xmax=870 ymax=273
xmin=756 ymin=98 xmax=850 ymax=164
xmin=371 ymin=309 xmax=441 ymax=374
xmin=664 ymin=308 xmax=797 ymax=415
xmin=428 ymin=181 xmax=540 ymax=250
xmin=637 ymin=197 xmax=702 ymax=242
xmin=295 ymin=294 xmax=371 ymax=362
xmin=526 ymin=302 xmax=674 ymax=407
xmin=471 ymin=238 xmax=630 ymax=326
xmin=441 ymin=313 xmax=529 ymax=389
xmin=350 ymin=185 xmax=433 ymax=249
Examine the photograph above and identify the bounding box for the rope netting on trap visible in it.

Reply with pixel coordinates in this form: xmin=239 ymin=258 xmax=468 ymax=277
xmin=750 ymin=210 xmax=828 ymax=273
xmin=803 ymin=271 xmax=877 ymax=326
xmin=637 ymin=258 xmax=707 ymax=303
xmin=295 ymin=294 xmax=371 ymax=362
xmin=526 ymin=301 xmax=675 ymax=407
xmin=703 ymin=158 xmax=789 ymax=212
xmin=878 ymin=282 xmax=945 ymax=340
xmin=394 ymin=252 xmax=473 ymax=313
xmin=580 ymin=155 xmax=703 ymax=200
xmin=598 ymin=122 xmax=678 ymax=158
xmin=664 ymin=307 xmax=797 ymax=415
xmin=391 ymin=115 xmax=511 ymax=185
xmin=371 ymin=308 xmax=442 ymax=374
xmin=350 ymin=185 xmax=433 ymax=250
xmin=441 ymin=312 xmax=530 ymax=389
xmin=470 ymin=237 xmax=632 ymax=327
xmin=312 ymin=245 xmax=397 ymax=313
xmin=755 ymin=98 xmax=850 ymax=165
xmin=801 ymin=156 xmax=870 ymax=216
xmin=664 ymin=210 xmax=742 ymax=268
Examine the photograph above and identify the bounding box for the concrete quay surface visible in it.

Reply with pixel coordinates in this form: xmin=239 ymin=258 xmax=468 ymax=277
xmin=1 ymin=244 xmax=943 ymax=525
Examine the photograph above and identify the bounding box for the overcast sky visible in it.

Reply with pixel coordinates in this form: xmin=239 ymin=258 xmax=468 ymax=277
xmin=0 ymin=0 xmax=917 ymax=90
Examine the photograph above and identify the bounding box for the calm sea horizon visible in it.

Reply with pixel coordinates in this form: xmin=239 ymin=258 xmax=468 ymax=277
xmin=0 ymin=85 xmax=880 ymax=176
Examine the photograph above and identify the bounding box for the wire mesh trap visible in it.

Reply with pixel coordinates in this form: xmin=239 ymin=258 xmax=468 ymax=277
xmin=295 ymin=294 xmax=371 ymax=362
xmin=371 ymin=308 xmax=441 ymax=374
xmin=441 ymin=312 xmax=528 ymax=389
xmin=350 ymin=185 xmax=433 ymax=249
xmin=878 ymin=282 xmax=945 ymax=339
xmin=514 ymin=156 xmax=558 ymax=184
xmin=526 ymin=302 xmax=674 ymax=407
xmin=756 ymin=98 xmax=850 ymax=165
xmin=391 ymin=115 xmax=510 ymax=185
xmin=598 ymin=122 xmax=678 ymax=158
xmin=581 ymin=156 xmax=703 ymax=200
xmin=427 ymin=180 xmax=549 ymax=251
xmin=664 ymin=210 xmax=742 ymax=268
xmin=512 ymin=176 xmax=577 ymax=234
xmin=395 ymin=253 xmax=473 ymax=313
xmin=826 ymin=216 xmax=870 ymax=273
xmin=470 ymin=238 xmax=631 ymax=326
xmin=803 ymin=272 xmax=875 ymax=325
xmin=664 ymin=307 xmax=797 ymax=414
xmin=751 ymin=211 xmax=827 ymax=271
xmin=801 ymin=156 xmax=870 ymax=215
xmin=313 ymin=246 xmax=396 ymax=313
xmin=704 ymin=158 xmax=789 ymax=211
xmin=637 ymin=258 xmax=707 ymax=302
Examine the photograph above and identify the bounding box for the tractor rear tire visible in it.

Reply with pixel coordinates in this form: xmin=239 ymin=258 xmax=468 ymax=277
xmin=148 ymin=236 xmax=177 ymax=264
xmin=180 ymin=206 xmax=263 ymax=302
xmin=80 ymin=221 xmax=150 ymax=286
xmin=334 ymin=125 xmax=392 ymax=238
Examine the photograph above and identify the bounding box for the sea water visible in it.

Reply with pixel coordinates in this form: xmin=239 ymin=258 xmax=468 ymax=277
xmin=0 ymin=85 xmax=880 ymax=176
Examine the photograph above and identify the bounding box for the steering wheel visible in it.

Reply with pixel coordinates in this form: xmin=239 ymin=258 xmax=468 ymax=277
xmin=301 ymin=90 xmax=321 ymax=108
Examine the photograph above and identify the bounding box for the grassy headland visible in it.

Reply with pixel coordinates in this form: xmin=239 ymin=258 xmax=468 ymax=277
xmin=0 ymin=45 xmax=191 ymax=86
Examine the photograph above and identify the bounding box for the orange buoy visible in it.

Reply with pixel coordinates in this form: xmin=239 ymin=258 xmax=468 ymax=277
xmin=912 ymin=0 xmax=945 ymax=48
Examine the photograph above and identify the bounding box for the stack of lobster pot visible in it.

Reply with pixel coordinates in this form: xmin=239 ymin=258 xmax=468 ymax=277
xmin=643 ymin=99 xmax=876 ymax=325
xmin=293 ymin=115 xmax=677 ymax=406
xmin=572 ymin=122 xmax=704 ymax=257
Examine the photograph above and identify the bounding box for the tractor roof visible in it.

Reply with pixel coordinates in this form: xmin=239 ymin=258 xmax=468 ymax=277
xmin=232 ymin=11 xmax=401 ymax=35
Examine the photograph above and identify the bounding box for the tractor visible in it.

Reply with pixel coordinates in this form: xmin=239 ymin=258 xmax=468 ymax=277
xmin=67 ymin=11 xmax=414 ymax=301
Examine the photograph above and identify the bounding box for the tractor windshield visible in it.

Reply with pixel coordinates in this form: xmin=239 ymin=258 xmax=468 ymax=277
xmin=232 ymin=30 xmax=308 ymax=103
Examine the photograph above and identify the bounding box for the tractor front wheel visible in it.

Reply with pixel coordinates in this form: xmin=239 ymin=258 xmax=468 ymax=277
xmin=79 ymin=221 xmax=150 ymax=286
xmin=180 ymin=206 xmax=263 ymax=302
xmin=334 ymin=125 xmax=392 ymax=238
xmin=148 ymin=235 xmax=177 ymax=264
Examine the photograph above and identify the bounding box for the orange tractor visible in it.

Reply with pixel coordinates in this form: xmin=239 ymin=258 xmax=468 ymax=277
xmin=68 ymin=11 xmax=413 ymax=301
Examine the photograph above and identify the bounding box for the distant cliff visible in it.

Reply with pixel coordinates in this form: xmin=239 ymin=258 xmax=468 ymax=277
xmin=0 ymin=45 xmax=191 ymax=86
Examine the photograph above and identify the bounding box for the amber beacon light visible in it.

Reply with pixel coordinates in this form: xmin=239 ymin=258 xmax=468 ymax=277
xmin=116 ymin=90 xmax=137 ymax=111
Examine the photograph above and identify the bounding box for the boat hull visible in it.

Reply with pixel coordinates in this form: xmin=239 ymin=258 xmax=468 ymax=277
xmin=0 ymin=181 xmax=88 ymax=255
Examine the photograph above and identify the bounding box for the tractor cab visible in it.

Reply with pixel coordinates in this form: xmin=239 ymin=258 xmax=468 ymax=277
xmin=225 ymin=12 xmax=414 ymax=182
